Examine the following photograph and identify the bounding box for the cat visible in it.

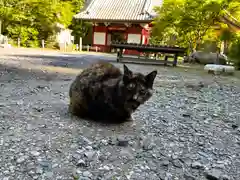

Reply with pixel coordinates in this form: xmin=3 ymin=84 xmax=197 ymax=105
xmin=68 ymin=61 xmax=157 ymax=123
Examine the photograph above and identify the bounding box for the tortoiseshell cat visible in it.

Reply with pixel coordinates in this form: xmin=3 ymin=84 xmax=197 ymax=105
xmin=69 ymin=62 xmax=157 ymax=123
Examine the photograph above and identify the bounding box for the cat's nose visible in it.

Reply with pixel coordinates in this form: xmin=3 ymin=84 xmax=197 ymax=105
xmin=133 ymin=94 xmax=139 ymax=100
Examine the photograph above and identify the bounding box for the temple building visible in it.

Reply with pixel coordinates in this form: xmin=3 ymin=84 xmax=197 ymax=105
xmin=74 ymin=0 xmax=240 ymax=55
xmin=74 ymin=0 xmax=162 ymax=54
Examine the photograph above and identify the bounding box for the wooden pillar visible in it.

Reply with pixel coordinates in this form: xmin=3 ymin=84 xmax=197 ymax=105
xmin=117 ymin=48 xmax=123 ymax=62
xmin=92 ymin=25 xmax=95 ymax=46
xmin=104 ymin=22 xmax=110 ymax=52
xmin=173 ymin=53 xmax=178 ymax=66
xmin=124 ymin=26 xmax=129 ymax=55
xmin=164 ymin=55 xmax=168 ymax=66
xmin=105 ymin=28 xmax=108 ymax=52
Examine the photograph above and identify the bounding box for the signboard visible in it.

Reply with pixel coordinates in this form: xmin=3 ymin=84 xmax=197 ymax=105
xmin=108 ymin=27 xmax=126 ymax=31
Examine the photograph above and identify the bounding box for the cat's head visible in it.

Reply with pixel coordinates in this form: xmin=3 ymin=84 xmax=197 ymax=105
xmin=121 ymin=64 xmax=157 ymax=111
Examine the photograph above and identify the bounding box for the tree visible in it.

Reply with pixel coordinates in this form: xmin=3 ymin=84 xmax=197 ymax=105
xmin=151 ymin=0 xmax=240 ymax=53
xmin=228 ymin=32 xmax=240 ymax=69
xmin=0 ymin=0 xmax=85 ymax=47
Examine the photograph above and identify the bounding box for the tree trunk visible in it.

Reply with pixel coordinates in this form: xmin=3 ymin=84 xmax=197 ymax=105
xmin=189 ymin=42 xmax=194 ymax=54
xmin=223 ymin=40 xmax=228 ymax=55
xmin=216 ymin=52 xmax=219 ymax=64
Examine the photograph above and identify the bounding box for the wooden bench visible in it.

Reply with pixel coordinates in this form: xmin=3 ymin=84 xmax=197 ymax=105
xmin=110 ymin=42 xmax=186 ymax=66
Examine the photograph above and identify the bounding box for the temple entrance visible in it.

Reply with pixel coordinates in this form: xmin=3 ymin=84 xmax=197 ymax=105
xmin=110 ymin=30 xmax=126 ymax=43
xmin=107 ymin=30 xmax=126 ymax=52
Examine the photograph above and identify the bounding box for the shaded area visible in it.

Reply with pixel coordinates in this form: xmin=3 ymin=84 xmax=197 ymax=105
xmin=3 ymin=53 xmax=116 ymax=69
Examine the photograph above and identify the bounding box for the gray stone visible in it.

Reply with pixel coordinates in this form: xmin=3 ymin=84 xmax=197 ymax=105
xmin=82 ymin=171 xmax=92 ymax=178
xmin=32 ymin=175 xmax=39 ymax=179
xmin=36 ymin=167 xmax=43 ymax=174
xmin=221 ymin=174 xmax=231 ymax=180
xmin=205 ymin=169 xmax=223 ymax=180
xmin=56 ymin=148 xmax=62 ymax=153
xmin=78 ymin=177 xmax=91 ymax=180
xmin=45 ymin=171 xmax=53 ymax=178
xmin=37 ymin=159 xmax=52 ymax=170
xmin=120 ymin=149 xmax=134 ymax=160
xmin=191 ymin=161 xmax=205 ymax=169
xmin=161 ymin=160 xmax=170 ymax=166
xmin=103 ymin=172 xmax=118 ymax=180
xmin=30 ymin=150 xmax=40 ymax=156
xmin=28 ymin=170 xmax=35 ymax=175
xmin=213 ymin=163 xmax=225 ymax=169
xmin=16 ymin=156 xmax=28 ymax=164
xmin=72 ymin=168 xmax=82 ymax=179
xmin=100 ymin=139 xmax=108 ymax=145
xmin=99 ymin=165 xmax=111 ymax=171
xmin=9 ymin=166 xmax=15 ymax=173
xmin=84 ymin=151 xmax=96 ymax=161
xmin=3 ymin=170 xmax=10 ymax=175
xmin=76 ymin=159 xmax=86 ymax=167
xmin=231 ymin=124 xmax=238 ymax=129
xmin=182 ymin=111 xmax=192 ymax=117
xmin=179 ymin=137 xmax=186 ymax=142
xmin=184 ymin=173 xmax=196 ymax=180
xmin=117 ymin=136 xmax=129 ymax=147
xmin=141 ymin=137 xmax=155 ymax=150
xmin=72 ymin=153 xmax=81 ymax=162
xmin=79 ymin=136 xmax=93 ymax=145
xmin=172 ymin=159 xmax=182 ymax=168
xmin=85 ymin=145 xmax=93 ymax=150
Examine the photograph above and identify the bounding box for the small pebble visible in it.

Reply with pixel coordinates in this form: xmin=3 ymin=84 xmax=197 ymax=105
xmin=16 ymin=156 xmax=28 ymax=164
xmin=82 ymin=171 xmax=92 ymax=178
xmin=117 ymin=136 xmax=129 ymax=147
xmin=30 ymin=150 xmax=40 ymax=156
xmin=191 ymin=161 xmax=205 ymax=169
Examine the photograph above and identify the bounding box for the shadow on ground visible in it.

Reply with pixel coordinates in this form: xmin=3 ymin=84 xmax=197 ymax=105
xmin=4 ymin=53 xmax=117 ymax=69
xmin=0 ymin=63 xmax=135 ymax=127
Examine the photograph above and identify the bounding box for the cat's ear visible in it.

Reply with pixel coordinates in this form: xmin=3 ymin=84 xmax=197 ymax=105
xmin=123 ymin=64 xmax=132 ymax=77
xmin=123 ymin=64 xmax=132 ymax=83
xmin=145 ymin=70 xmax=157 ymax=88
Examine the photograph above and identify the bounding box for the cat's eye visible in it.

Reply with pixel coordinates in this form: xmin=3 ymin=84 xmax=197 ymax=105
xmin=128 ymin=83 xmax=135 ymax=89
xmin=140 ymin=90 xmax=146 ymax=94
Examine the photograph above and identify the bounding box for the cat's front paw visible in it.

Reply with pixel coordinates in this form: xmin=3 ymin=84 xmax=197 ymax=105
xmin=126 ymin=116 xmax=134 ymax=121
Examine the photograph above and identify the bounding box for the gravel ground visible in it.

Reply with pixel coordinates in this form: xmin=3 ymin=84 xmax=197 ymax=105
xmin=0 ymin=49 xmax=240 ymax=180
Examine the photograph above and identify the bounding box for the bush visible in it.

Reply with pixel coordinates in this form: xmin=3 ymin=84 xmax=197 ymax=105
xmin=45 ymin=35 xmax=59 ymax=49
xmin=7 ymin=38 xmax=17 ymax=47
xmin=6 ymin=26 xmax=39 ymax=47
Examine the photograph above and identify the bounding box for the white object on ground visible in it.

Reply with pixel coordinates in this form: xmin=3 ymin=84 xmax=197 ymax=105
xmin=0 ymin=44 xmax=12 ymax=48
xmin=204 ymin=64 xmax=235 ymax=75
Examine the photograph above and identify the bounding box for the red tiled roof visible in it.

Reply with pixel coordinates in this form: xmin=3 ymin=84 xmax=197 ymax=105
xmin=74 ymin=0 xmax=163 ymax=22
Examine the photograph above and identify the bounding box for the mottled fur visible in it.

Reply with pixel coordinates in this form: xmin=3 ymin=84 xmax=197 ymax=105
xmin=69 ymin=62 xmax=157 ymax=123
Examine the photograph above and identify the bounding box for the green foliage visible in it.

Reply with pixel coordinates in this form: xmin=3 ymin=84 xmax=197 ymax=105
xmin=229 ymin=33 xmax=240 ymax=69
xmin=45 ymin=34 xmax=59 ymax=49
xmin=70 ymin=19 xmax=92 ymax=44
xmin=6 ymin=25 xmax=39 ymax=47
xmin=0 ymin=0 xmax=85 ymax=48
xmin=152 ymin=0 xmax=240 ymax=53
